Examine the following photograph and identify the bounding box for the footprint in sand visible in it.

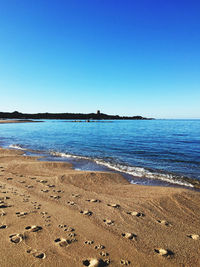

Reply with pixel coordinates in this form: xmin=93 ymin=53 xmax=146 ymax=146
xmin=127 ymin=211 xmax=145 ymax=217
xmin=0 ymin=224 xmax=7 ymax=229
xmin=0 ymin=203 xmax=10 ymax=208
xmin=64 ymin=227 xmax=75 ymax=232
xmin=58 ymin=224 xmax=67 ymax=228
xmin=27 ymin=249 xmax=46 ymax=259
xmin=187 ymin=234 xmax=199 ymax=240
xmin=94 ymin=244 xmax=105 ymax=250
xmin=85 ymin=240 xmax=94 ymax=245
xmin=121 ymin=232 xmax=137 ymax=240
xmin=9 ymin=233 xmax=24 ymax=244
xmin=53 ymin=189 xmax=64 ymax=193
xmin=25 ymin=185 xmax=34 ymax=189
xmin=54 ymin=238 xmax=71 ymax=247
xmin=47 ymin=184 xmax=55 ymax=188
xmin=16 ymin=211 xmax=28 ymax=217
xmin=80 ymin=210 xmax=93 ymax=216
xmin=120 ymin=259 xmax=130 ymax=265
xmin=0 ymin=196 xmax=10 ymax=200
xmin=72 ymin=193 xmax=80 ymax=198
xmin=0 ymin=211 xmax=6 ymax=216
xmin=86 ymin=199 xmax=101 ymax=203
xmin=107 ymin=203 xmax=120 ymax=208
xmin=41 ymin=189 xmax=49 ymax=193
xmin=157 ymin=220 xmax=171 ymax=226
xmin=25 ymin=225 xmax=43 ymax=232
xmin=19 ymin=181 xmax=26 ymax=184
xmin=68 ymin=233 xmax=76 ymax=238
xmin=82 ymin=258 xmax=109 ymax=267
xmin=103 ymin=219 xmax=114 ymax=226
xmin=39 ymin=180 xmax=47 ymax=184
xmin=50 ymin=195 xmax=61 ymax=200
xmin=100 ymin=251 xmax=109 ymax=257
xmin=67 ymin=201 xmax=76 ymax=206
xmin=154 ymin=248 xmax=174 ymax=257
xmin=41 ymin=211 xmax=48 ymax=216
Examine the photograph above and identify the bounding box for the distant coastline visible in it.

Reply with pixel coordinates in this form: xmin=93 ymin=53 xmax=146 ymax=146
xmin=0 ymin=111 xmax=154 ymax=120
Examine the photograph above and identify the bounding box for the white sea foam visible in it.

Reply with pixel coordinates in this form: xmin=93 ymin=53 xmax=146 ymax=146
xmin=9 ymin=144 xmax=27 ymax=150
xmin=50 ymin=151 xmax=194 ymax=188
xmin=50 ymin=151 xmax=89 ymax=160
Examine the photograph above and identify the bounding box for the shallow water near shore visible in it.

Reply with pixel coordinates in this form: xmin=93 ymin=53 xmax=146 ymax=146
xmin=0 ymin=119 xmax=200 ymax=188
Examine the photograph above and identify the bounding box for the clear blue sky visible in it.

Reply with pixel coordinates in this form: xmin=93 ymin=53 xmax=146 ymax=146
xmin=0 ymin=0 xmax=199 ymax=118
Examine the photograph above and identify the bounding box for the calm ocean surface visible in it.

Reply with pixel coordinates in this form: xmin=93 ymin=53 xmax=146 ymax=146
xmin=0 ymin=119 xmax=200 ymax=188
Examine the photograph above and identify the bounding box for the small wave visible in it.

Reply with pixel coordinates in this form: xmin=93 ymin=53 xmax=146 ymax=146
xmin=50 ymin=151 xmax=90 ymax=160
xmin=50 ymin=151 xmax=194 ymax=188
xmin=9 ymin=144 xmax=27 ymax=150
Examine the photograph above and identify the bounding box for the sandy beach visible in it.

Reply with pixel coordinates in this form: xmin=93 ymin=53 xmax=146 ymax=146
xmin=0 ymin=148 xmax=199 ymax=266
xmin=0 ymin=120 xmax=42 ymax=124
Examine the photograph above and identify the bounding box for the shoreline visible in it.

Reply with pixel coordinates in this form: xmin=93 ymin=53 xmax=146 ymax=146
xmin=0 ymin=119 xmax=43 ymax=124
xmin=5 ymin=144 xmax=200 ymax=190
xmin=0 ymin=147 xmax=200 ymax=266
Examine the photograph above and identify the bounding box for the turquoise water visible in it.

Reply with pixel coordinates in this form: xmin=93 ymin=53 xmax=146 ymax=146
xmin=0 ymin=119 xmax=200 ymax=187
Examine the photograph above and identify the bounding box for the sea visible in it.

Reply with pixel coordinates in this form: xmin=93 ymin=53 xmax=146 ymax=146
xmin=0 ymin=119 xmax=199 ymax=188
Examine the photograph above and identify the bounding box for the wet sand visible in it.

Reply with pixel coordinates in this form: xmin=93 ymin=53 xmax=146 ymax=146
xmin=0 ymin=147 xmax=200 ymax=266
xmin=0 ymin=120 xmax=42 ymax=123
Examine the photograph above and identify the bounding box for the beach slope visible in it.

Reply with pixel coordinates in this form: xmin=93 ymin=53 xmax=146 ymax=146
xmin=0 ymin=148 xmax=199 ymax=266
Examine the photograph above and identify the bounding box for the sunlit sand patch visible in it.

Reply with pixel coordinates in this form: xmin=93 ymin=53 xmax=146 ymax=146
xmin=25 ymin=225 xmax=43 ymax=232
xmin=103 ymin=219 xmax=114 ymax=226
xmin=9 ymin=233 xmax=24 ymax=244
xmin=187 ymin=234 xmax=199 ymax=240
xmin=127 ymin=211 xmax=144 ymax=217
xmin=120 ymin=259 xmax=130 ymax=265
xmin=107 ymin=203 xmax=120 ymax=208
xmin=121 ymin=232 xmax=137 ymax=240
xmin=154 ymin=248 xmax=174 ymax=257
xmin=157 ymin=220 xmax=171 ymax=226
xmin=80 ymin=210 xmax=93 ymax=216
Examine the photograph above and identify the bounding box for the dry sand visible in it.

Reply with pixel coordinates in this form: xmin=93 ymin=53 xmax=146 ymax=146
xmin=0 ymin=147 xmax=199 ymax=267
